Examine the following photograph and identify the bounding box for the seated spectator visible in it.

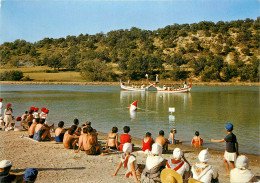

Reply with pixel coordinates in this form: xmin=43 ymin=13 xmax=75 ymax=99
xmin=23 ymin=168 xmax=38 ymax=183
xmin=63 ymin=126 xmax=79 ymax=149
xmin=155 ymin=130 xmax=170 ymax=154
xmin=191 ymin=131 xmax=203 ymax=147
xmin=14 ymin=116 xmax=24 ymax=131
xmin=169 ymin=129 xmax=182 ymax=144
xmin=73 ymin=118 xmax=81 ymax=135
xmin=161 ymin=168 xmax=183 ymax=183
xmin=105 ymin=127 xmax=119 ymax=150
xmin=21 ymin=111 xmax=28 ymax=122
xmin=166 ymin=148 xmax=190 ymax=181
xmin=55 ymin=121 xmax=66 ymax=143
xmin=28 ymin=118 xmax=40 ymax=138
xmin=0 ymin=160 xmax=23 ymax=182
xmin=33 ymin=119 xmax=52 ymax=141
xmin=0 ymin=115 xmax=4 ymax=128
xmin=111 ymin=143 xmax=140 ymax=183
xmin=119 ymin=126 xmax=132 ymax=151
xmin=141 ymin=143 xmax=167 ymax=182
xmin=26 ymin=110 xmax=34 ymax=129
xmin=142 ymin=132 xmax=154 ymax=153
xmin=190 ymin=149 xmax=218 ymax=183
xmin=230 ymin=155 xmax=258 ymax=183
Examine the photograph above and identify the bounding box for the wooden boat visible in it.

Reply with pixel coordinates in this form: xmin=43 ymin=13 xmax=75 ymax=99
xmin=152 ymin=81 xmax=192 ymax=93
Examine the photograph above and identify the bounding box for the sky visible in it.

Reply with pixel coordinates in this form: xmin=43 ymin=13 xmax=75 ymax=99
xmin=0 ymin=0 xmax=259 ymax=44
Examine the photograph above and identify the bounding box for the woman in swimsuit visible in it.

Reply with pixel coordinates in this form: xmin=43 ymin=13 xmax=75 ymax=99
xmin=33 ymin=119 xmax=52 ymax=142
xmin=106 ymin=127 xmax=119 ymax=150
xmin=119 ymin=126 xmax=132 ymax=151
xmin=191 ymin=131 xmax=203 ymax=147
xmin=142 ymin=132 xmax=154 ymax=153
xmin=55 ymin=121 xmax=66 ymax=142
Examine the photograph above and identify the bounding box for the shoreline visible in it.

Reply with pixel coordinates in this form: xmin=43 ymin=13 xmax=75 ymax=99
xmin=0 ymin=130 xmax=259 ymax=183
xmin=0 ymin=81 xmax=259 ymax=86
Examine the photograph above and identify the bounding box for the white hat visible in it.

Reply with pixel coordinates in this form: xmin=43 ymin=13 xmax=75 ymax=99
xmin=198 ymin=149 xmax=210 ymax=163
xmin=0 ymin=160 xmax=12 ymax=168
xmin=123 ymin=143 xmax=132 ymax=153
xmin=173 ymin=148 xmax=183 ymax=160
xmin=236 ymin=155 xmax=248 ymax=169
xmin=151 ymin=143 xmax=163 ymax=155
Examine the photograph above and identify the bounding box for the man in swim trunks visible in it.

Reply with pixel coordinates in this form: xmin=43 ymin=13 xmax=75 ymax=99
xmin=155 ymin=130 xmax=170 ymax=154
xmin=63 ymin=127 xmax=79 ymax=149
xmin=75 ymin=127 xmax=89 ymax=152
xmin=28 ymin=118 xmax=39 ymax=138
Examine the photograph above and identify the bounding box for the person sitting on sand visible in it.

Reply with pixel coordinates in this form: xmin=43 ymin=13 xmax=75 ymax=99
xmin=0 ymin=115 xmax=4 ymax=128
xmin=142 ymin=132 xmax=154 ymax=153
xmin=63 ymin=126 xmax=79 ymax=149
xmin=21 ymin=111 xmax=28 ymax=121
xmin=141 ymin=143 xmax=167 ymax=182
xmin=166 ymin=148 xmax=190 ymax=181
xmin=191 ymin=131 xmax=203 ymax=147
xmin=40 ymin=107 xmax=46 ymax=119
xmin=230 ymin=155 xmax=258 ymax=183
xmin=26 ymin=110 xmax=34 ymax=129
xmin=119 ymin=126 xmax=132 ymax=151
xmin=14 ymin=116 xmax=24 ymax=131
xmin=155 ymin=130 xmax=170 ymax=154
xmin=190 ymin=149 xmax=218 ymax=183
xmin=55 ymin=121 xmax=66 ymax=143
xmin=169 ymin=129 xmax=182 ymax=144
xmin=211 ymin=123 xmax=239 ymax=175
xmin=105 ymin=126 xmax=119 ymax=150
xmin=73 ymin=118 xmax=81 ymax=135
xmin=33 ymin=119 xmax=52 ymax=142
xmin=32 ymin=107 xmax=39 ymax=123
xmin=111 ymin=143 xmax=140 ymax=183
xmin=28 ymin=118 xmax=39 ymax=138
xmin=0 ymin=160 xmax=23 ymax=182
xmin=23 ymin=168 xmax=38 ymax=183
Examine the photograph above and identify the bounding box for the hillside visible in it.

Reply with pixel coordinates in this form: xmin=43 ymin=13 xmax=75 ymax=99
xmin=0 ymin=18 xmax=259 ymax=82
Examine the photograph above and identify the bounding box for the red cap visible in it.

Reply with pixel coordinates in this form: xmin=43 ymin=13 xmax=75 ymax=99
xmin=44 ymin=109 xmax=49 ymax=114
xmin=16 ymin=116 xmax=22 ymax=121
xmin=30 ymin=107 xmax=35 ymax=111
xmin=34 ymin=107 xmax=39 ymax=112
xmin=7 ymin=103 xmax=11 ymax=106
xmin=41 ymin=107 xmax=46 ymax=112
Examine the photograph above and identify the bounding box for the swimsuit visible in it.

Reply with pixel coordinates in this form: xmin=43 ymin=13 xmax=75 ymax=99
xmin=109 ymin=136 xmax=116 ymax=139
xmin=85 ymin=145 xmax=101 ymax=155
xmin=33 ymin=126 xmax=44 ymax=141
xmin=55 ymin=133 xmax=64 ymax=142
xmin=29 ymin=135 xmax=34 ymax=138
xmin=108 ymin=145 xmax=117 ymax=150
xmin=142 ymin=138 xmax=152 ymax=152
xmin=119 ymin=134 xmax=131 ymax=151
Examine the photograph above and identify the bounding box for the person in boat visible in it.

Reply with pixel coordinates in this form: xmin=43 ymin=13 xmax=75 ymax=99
xmin=169 ymin=129 xmax=182 ymax=144
xmin=211 ymin=123 xmax=238 ymax=175
xmin=111 ymin=143 xmax=140 ymax=183
xmin=183 ymin=81 xmax=187 ymax=88
xmin=105 ymin=126 xmax=119 ymax=150
xmin=141 ymin=143 xmax=167 ymax=183
xmin=155 ymin=130 xmax=170 ymax=154
xmin=166 ymin=148 xmax=190 ymax=181
xmin=119 ymin=126 xmax=132 ymax=151
xmin=191 ymin=131 xmax=203 ymax=147
xmin=33 ymin=119 xmax=52 ymax=141
xmin=63 ymin=126 xmax=79 ymax=149
xmin=190 ymin=149 xmax=218 ymax=183
xmin=55 ymin=121 xmax=66 ymax=143
xmin=28 ymin=118 xmax=39 ymax=138
xmin=230 ymin=155 xmax=258 ymax=183
xmin=142 ymin=132 xmax=154 ymax=153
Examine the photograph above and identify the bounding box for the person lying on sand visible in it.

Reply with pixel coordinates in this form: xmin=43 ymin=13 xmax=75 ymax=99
xmin=28 ymin=118 xmax=39 ymax=138
xmin=63 ymin=127 xmax=79 ymax=149
xmin=105 ymin=126 xmax=119 ymax=150
xmin=155 ymin=130 xmax=170 ymax=154
xmin=111 ymin=143 xmax=140 ymax=183
xmin=33 ymin=119 xmax=52 ymax=141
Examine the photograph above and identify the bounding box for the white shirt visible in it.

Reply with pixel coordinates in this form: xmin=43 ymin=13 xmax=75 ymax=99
xmin=0 ymin=102 xmax=2 ymax=114
xmin=191 ymin=163 xmax=217 ymax=183
xmin=230 ymin=168 xmax=255 ymax=183
xmin=121 ymin=155 xmax=137 ymax=172
xmin=33 ymin=112 xmax=39 ymax=119
xmin=146 ymin=155 xmax=164 ymax=170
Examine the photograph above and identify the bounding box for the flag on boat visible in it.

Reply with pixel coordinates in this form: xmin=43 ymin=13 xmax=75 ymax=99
xmin=129 ymin=100 xmax=137 ymax=111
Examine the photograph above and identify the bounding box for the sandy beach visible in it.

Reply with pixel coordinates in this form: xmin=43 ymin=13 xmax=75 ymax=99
xmin=0 ymin=130 xmax=259 ymax=183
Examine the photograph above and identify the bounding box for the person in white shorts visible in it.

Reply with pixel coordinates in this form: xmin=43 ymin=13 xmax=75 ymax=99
xmin=211 ymin=123 xmax=239 ymax=175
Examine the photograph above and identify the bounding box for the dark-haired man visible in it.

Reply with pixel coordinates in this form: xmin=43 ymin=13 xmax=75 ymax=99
xmin=155 ymin=130 xmax=170 ymax=153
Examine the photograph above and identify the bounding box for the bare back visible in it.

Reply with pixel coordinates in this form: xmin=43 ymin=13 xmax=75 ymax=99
xmin=63 ymin=132 xmax=78 ymax=149
xmin=107 ymin=132 xmax=118 ymax=147
xmin=155 ymin=136 xmax=169 ymax=147
xmin=28 ymin=122 xmax=37 ymax=136
xmin=85 ymin=133 xmax=98 ymax=150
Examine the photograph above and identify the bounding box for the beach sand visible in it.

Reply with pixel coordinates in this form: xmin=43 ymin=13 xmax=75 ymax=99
xmin=0 ymin=130 xmax=259 ymax=183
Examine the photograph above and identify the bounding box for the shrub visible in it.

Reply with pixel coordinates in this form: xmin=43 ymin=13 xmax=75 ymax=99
xmin=0 ymin=70 xmax=24 ymax=81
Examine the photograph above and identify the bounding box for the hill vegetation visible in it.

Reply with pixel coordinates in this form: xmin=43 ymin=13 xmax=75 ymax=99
xmin=0 ymin=18 xmax=259 ymax=82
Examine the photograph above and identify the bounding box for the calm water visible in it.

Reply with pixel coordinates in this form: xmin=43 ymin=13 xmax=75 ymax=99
xmin=0 ymin=85 xmax=259 ymax=155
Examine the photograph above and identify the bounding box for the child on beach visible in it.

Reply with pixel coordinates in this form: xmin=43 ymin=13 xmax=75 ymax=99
xmin=105 ymin=126 xmax=119 ymax=150
xmin=119 ymin=126 xmax=132 ymax=151
xmin=211 ymin=123 xmax=239 ymax=175
xmin=168 ymin=129 xmax=182 ymax=144
xmin=111 ymin=143 xmax=140 ymax=183
xmin=142 ymin=132 xmax=154 ymax=153
xmin=191 ymin=131 xmax=203 ymax=147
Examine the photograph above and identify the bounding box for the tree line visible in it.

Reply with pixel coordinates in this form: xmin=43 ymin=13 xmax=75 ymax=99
xmin=0 ymin=18 xmax=259 ymax=82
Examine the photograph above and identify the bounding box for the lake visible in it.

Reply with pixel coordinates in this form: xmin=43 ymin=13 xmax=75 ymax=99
xmin=0 ymin=84 xmax=259 ymax=155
